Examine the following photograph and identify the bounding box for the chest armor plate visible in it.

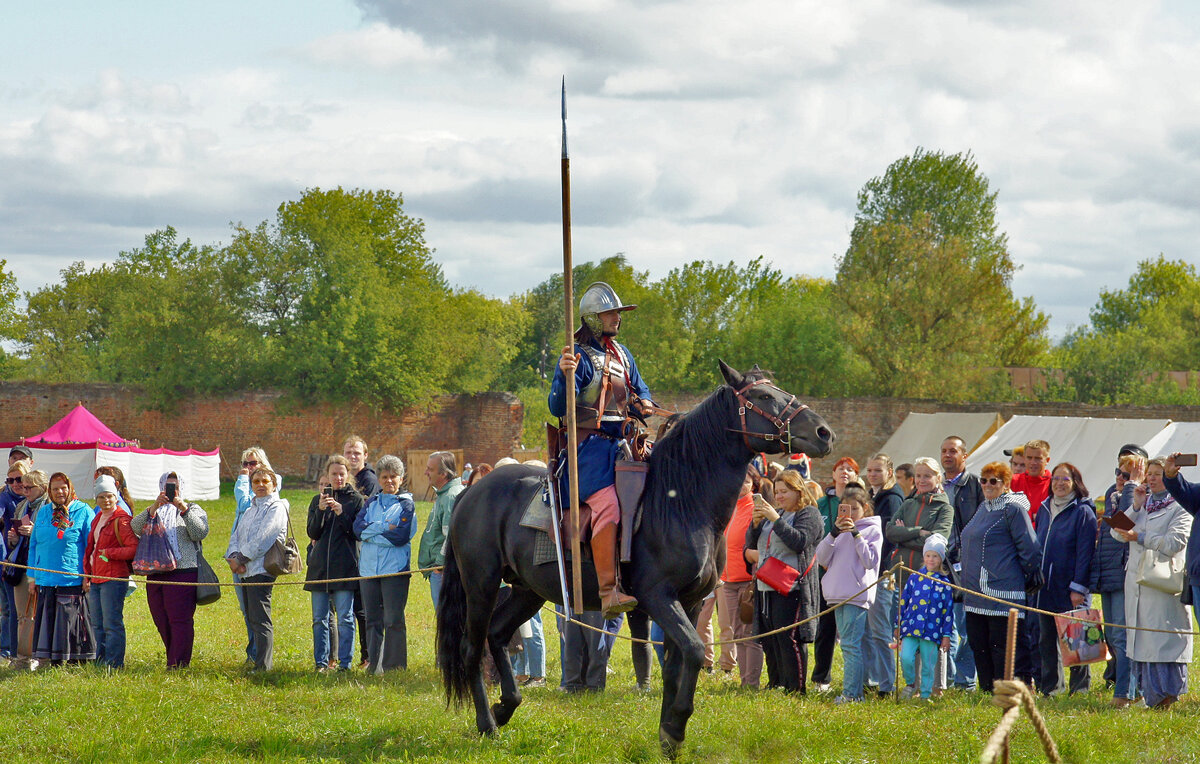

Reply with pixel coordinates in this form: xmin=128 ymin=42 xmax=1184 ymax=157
xmin=576 ymin=342 xmax=630 ymax=429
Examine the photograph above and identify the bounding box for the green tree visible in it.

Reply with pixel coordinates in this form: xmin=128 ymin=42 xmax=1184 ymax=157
xmin=24 ymin=262 xmax=122 ymax=382
xmin=1048 ymin=256 xmax=1200 ymax=404
xmin=718 ymin=276 xmax=868 ymax=398
xmin=833 ymin=149 xmax=1048 ymax=399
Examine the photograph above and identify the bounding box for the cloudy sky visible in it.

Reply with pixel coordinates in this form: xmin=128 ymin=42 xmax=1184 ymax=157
xmin=4 ymin=0 xmax=1199 ymax=337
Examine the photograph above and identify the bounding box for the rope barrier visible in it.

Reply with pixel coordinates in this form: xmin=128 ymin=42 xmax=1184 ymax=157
xmin=897 ymin=564 xmax=1200 ymax=638
xmin=0 ymin=559 xmax=444 ymax=587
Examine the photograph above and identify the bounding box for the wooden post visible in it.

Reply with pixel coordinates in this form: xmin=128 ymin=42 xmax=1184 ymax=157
xmin=561 ymin=78 xmax=584 ymax=610
xmin=1002 ymin=607 xmax=1019 ymax=764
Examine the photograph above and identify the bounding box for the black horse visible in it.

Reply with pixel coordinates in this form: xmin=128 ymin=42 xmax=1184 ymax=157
xmin=436 ymin=361 xmax=834 ymax=757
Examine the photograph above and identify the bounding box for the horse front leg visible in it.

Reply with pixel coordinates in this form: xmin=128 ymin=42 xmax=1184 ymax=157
xmin=487 ymin=587 xmax=546 ymax=729
xmin=642 ymin=598 xmax=705 ymax=759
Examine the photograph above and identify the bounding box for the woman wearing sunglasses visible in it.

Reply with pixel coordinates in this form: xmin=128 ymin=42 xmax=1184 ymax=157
xmin=958 ymin=461 xmax=1042 ymax=692
xmin=231 ymin=447 xmax=275 ymax=666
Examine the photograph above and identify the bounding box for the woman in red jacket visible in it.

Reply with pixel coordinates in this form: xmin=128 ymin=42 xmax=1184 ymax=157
xmin=83 ymin=475 xmax=138 ymax=668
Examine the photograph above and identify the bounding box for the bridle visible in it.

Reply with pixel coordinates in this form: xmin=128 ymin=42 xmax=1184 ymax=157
xmin=727 ymin=377 xmax=809 ymax=452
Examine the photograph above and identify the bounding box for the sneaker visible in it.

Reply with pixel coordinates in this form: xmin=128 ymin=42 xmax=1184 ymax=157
xmin=833 ymin=694 xmax=862 ymax=704
xmin=521 ymin=677 xmax=546 ymax=688
xmin=814 ymin=682 xmax=833 ymax=694
xmin=315 ymin=666 xmax=330 ymax=674
xmin=899 ymin=686 xmax=917 ymax=700
xmin=930 ymin=688 xmax=944 ymax=699
xmin=1111 ymin=697 xmax=1133 ymax=708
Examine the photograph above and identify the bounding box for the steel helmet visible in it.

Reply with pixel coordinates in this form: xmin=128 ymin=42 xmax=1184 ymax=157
xmin=579 ymin=281 xmax=636 ymax=335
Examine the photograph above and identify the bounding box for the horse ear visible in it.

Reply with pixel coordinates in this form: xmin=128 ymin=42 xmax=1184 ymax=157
xmin=718 ymin=359 xmax=744 ymax=388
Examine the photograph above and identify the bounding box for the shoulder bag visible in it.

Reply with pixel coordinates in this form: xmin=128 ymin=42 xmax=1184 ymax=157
xmin=754 ymin=529 xmax=818 ymax=596
xmin=1137 ymin=549 xmax=1185 ymax=595
xmin=194 ymin=543 xmax=221 ymax=606
xmin=263 ymin=510 xmax=303 ymax=577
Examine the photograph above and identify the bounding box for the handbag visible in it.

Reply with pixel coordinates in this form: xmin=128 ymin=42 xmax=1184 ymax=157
xmin=1137 ymin=549 xmax=1185 ymax=595
xmin=263 ymin=512 xmax=303 ymax=577
xmin=754 ymin=529 xmax=818 ymax=596
xmin=132 ymin=513 xmax=178 ymax=575
xmin=1054 ymin=607 xmax=1108 ymax=667
xmin=737 ymin=581 xmax=756 ymax=624
xmin=194 ymin=544 xmax=221 ymax=606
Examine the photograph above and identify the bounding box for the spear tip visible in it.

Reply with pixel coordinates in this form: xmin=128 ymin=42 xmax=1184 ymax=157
xmin=560 ymin=76 xmax=569 ymax=159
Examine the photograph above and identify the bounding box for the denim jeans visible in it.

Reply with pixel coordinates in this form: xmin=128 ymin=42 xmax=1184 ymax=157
xmin=835 ymin=604 xmax=869 ymax=699
xmin=650 ymin=620 xmax=666 ymax=668
xmin=0 ymin=580 xmax=16 ymax=657
xmin=511 ymin=611 xmax=546 ymax=678
xmin=311 ymin=589 xmax=356 ymax=669
xmin=865 ymin=587 xmax=897 ymax=692
xmin=952 ymin=601 xmax=976 ymax=688
xmin=88 ymin=580 xmax=128 ymax=667
xmin=1101 ymin=589 xmax=1133 ymax=699
xmin=428 ymin=572 xmax=443 ymax=613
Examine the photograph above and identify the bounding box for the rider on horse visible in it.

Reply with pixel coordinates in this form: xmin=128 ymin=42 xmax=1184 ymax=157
xmin=549 ymin=281 xmax=657 ymax=619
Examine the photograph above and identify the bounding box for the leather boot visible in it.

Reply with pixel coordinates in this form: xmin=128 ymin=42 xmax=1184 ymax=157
xmin=591 ymin=523 xmax=637 ymax=618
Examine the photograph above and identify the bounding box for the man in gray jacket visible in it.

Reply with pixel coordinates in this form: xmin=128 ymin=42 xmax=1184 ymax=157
xmin=942 ymin=435 xmax=985 ymax=691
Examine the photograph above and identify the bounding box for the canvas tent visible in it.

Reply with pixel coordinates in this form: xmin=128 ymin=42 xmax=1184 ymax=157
xmin=1143 ymin=422 xmax=1200 ymax=484
xmin=965 ymin=415 xmax=1171 ymax=502
xmin=877 ymin=412 xmax=1003 ymax=466
xmin=4 ymin=404 xmax=220 ymax=501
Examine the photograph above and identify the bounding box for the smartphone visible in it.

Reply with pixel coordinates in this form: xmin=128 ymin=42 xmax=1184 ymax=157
xmin=164 ymin=483 xmax=177 ymax=501
xmin=1175 ymin=454 xmax=1198 ymax=467
xmin=322 ymin=486 xmax=334 ymax=498
xmin=837 ymin=503 xmax=852 ymax=518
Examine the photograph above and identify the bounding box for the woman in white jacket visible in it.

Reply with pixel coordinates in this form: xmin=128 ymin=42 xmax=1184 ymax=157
xmin=1112 ymin=458 xmax=1193 ymax=709
xmin=226 ymin=467 xmax=289 ymax=672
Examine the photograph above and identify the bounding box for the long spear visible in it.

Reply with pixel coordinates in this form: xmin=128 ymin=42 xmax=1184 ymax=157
xmin=561 ymin=78 xmax=584 ymax=610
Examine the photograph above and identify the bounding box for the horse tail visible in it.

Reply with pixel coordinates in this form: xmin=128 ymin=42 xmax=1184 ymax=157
xmin=436 ymin=542 xmax=471 ymax=706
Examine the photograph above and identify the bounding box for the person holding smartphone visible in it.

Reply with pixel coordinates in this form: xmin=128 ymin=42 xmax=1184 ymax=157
xmin=130 ymin=472 xmax=210 ymax=669
xmin=1162 ymin=451 xmax=1200 ymax=628
xmin=815 ymin=484 xmax=882 ymax=703
xmin=305 ymin=455 xmax=364 ymax=672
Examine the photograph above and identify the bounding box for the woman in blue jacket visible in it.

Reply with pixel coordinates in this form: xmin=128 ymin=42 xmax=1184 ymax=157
xmin=28 ymin=473 xmax=96 ymax=665
xmin=354 ymin=455 xmax=418 ymax=674
xmin=1032 ymin=461 xmax=1097 ymax=697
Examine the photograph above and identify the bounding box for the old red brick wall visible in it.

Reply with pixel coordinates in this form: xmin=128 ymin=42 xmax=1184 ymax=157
xmin=0 ymin=382 xmax=523 ymax=482
xmin=656 ymin=392 xmax=1200 ymax=473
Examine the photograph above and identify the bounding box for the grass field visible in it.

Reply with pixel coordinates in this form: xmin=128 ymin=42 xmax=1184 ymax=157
xmin=2 ymin=486 xmax=1200 ymax=763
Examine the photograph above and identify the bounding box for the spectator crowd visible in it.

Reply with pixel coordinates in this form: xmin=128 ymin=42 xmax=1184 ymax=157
xmin=3 ymin=431 xmax=1199 ymax=713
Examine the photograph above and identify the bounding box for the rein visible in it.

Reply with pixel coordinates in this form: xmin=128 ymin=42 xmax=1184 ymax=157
xmin=727 ymin=377 xmax=809 ymax=452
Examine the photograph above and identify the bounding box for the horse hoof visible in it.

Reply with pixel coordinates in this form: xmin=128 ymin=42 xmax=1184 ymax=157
xmin=491 ymin=701 xmax=518 ymax=728
xmin=659 ymin=728 xmax=683 ymax=759
xmin=478 ymin=724 xmax=498 ymax=738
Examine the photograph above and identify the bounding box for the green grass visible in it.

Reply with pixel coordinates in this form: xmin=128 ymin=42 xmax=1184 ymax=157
xmin=2 ymin=488 xmax=1199 ymax=762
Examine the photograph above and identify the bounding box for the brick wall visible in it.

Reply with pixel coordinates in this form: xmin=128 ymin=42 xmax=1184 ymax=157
xmin=0 ymin=382 xmax=523 ymax=483
xmin=656 ymin=391 xmax=1200 ymax=471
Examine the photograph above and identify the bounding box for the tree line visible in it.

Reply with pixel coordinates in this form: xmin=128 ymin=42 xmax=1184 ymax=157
xmin=4 ymin=150 xmax=1198 ymax=445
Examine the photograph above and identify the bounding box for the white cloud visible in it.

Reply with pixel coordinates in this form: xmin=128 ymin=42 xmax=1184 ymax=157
xmin=2 ymin=0 xmax=1200 ymax=342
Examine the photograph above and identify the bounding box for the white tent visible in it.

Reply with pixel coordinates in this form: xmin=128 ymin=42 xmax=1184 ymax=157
xmin=1143 ymin=422 xmax=1200 ymax=484
xmin=877 ymin=412 xmax=1003 ymax=465
xmin=966 ymin=415 xmax=1171 ymax=501
xmin=5 ymin=404 xmax=220 ymax=501
xmin=5 ymin=443 xmax=221 ymax=501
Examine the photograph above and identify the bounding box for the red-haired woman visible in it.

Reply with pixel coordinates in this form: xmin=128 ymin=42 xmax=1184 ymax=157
xmin=811 ymin=456 xmax=859 ymax=691
xmin=28 ymin=473 xmax=96 ymax=665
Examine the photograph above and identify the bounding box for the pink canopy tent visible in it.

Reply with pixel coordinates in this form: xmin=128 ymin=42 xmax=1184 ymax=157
xmin=5 ymin=404 xmax=220 ymax=500
xmin=27 ymin=403 xmax=138 ymax=447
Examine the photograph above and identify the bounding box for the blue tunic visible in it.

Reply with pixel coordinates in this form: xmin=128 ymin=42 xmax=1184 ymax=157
xmin=548 ymin=338 xmax=651 ymax=499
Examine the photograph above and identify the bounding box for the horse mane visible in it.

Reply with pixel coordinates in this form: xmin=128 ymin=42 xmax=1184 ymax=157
xmin=640 ymin=382 xmax=750 ymax=535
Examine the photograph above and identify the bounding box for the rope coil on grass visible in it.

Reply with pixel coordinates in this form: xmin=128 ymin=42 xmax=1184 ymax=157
xmin=979 ymin=680 xmax=1061 ymax=764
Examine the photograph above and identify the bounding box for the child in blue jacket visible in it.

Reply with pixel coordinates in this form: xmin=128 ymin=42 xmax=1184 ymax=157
xmin=896 ymin=533 xmax=954 ymax=700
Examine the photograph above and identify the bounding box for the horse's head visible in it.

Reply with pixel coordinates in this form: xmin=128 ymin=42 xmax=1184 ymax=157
xmin=719 ymin=360 xmax=834 ymax=458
